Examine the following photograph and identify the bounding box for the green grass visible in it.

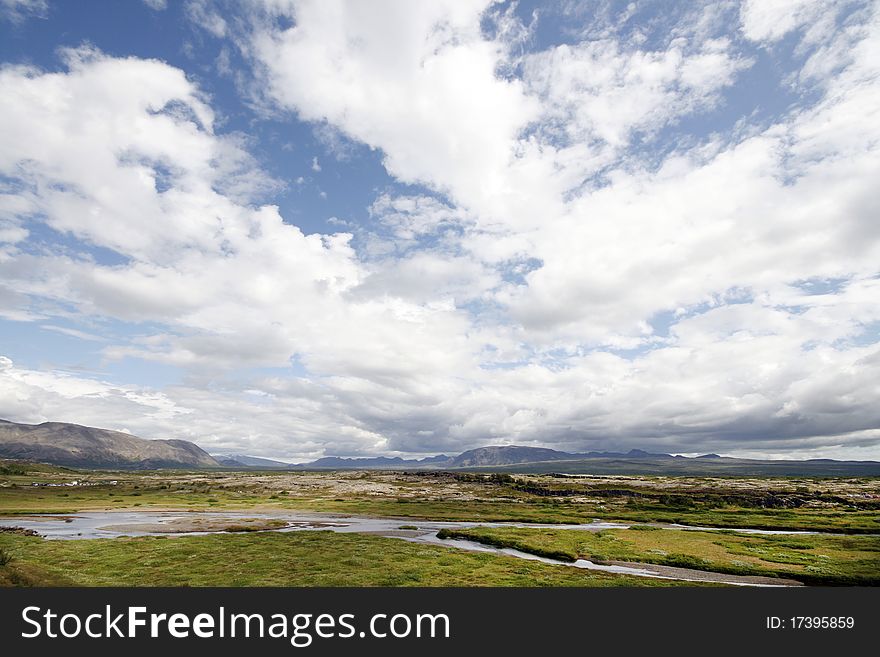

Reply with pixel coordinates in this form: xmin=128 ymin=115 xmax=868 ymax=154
xmin=2 ymin=469 xmax=877 ymax=534
xmin=0 ymin=532 xmax=696 ymax=587
xmin=437 ymin=528 xmax=578 ymax=562
xmin=0 ymin=547 xmax=13 ymax=566
xmin=436 ymin=526 xmax=880 ymax=586
xmin=2 ymin=484 xmax=878 ymax=533
xmin=264 ymin=497 xmax=880 ymax=534
xmin=2 ymin=468 xmax=875 ymax=587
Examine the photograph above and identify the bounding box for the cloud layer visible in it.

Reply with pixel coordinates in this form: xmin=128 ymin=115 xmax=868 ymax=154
xmin=1 ymin=1 xmax=878 ymax=460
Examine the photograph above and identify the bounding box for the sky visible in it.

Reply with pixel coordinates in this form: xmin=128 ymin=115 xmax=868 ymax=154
xmin=0 ymin=0 xmax=878 ymax=462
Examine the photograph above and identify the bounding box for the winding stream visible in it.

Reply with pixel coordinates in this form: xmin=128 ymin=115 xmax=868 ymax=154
xmin=1 ymin=510 xmax=813 ymax=587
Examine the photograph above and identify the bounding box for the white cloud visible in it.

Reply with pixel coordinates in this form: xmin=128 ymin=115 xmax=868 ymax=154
xmin=39 ymin=325 xmax=106 ymax=342
xmin=369 ymin=193 xmax=471 ymax=242
xmin=186 ymin=0 xmax=227 ymax=37
xmin=246 ymin=0 xmax=540 ymax=222
xmin=1 ymin=2 xmax=879 ymax=459
xmin=0 ymin=220 xmax=28 ymax=244
xmin=522 ymin=36 xmax=748 ymax=153
xmin=142 ymin=0 xmax=167 ymax=11
xmin=0 ymin=48 xmax=488 ymax=455
xmin=740 ymin=0 xmax=844 ymax=43
xmin=0 ymin=0 xmax=46 ymax=23
xmin=352 ymin=252 xmax=500 ymax=306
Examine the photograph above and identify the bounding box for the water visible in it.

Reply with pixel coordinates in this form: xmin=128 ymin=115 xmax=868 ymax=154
xmin=0 ymin=510 xmax=809 ymax=587
xmin=0 ymin=511 xmax=629 ymax=540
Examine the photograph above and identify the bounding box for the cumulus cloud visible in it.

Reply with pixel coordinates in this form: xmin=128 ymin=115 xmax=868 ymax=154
xmin=740 ymin=0 xmax=845 ymax=43
xmin=1 ymin=1 xmax=879 ymax=459
xmin=245 ymin=0 xmax=541 ymax=222
xmin=0 ymin=46 xmax=483 ymax=455
xmin=522 ymin=35 xmax=749 ymax=156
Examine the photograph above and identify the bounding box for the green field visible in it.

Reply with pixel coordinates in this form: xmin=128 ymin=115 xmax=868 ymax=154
xmin=1 ymin=466 xmax=878 ymax=533
xmin=436 ymin=526 xmax=880 ymax=586
xmin=1 ymin=463 xmax=878 ymax=587
xmin=0 ymin=531 xmax=690 ymax=587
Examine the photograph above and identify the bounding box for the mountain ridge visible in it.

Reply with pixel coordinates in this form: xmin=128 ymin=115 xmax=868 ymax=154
xmin=0 ymin=419 xmax=220 ymax=469
xmin=3 ymin=419 xmax=879 ymax=476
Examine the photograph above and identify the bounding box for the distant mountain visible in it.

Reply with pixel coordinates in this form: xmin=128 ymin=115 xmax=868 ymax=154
xmin=566 ymin=448 xmax=676 ymax=460
xmin=0 ymin=419 xmax=220 ymax=469
xmin=622 ymin=448 xmax=674 ymax=459
xmin=5 ymin=418 xmax=877 ymax=477
xmin=212 ymin=454 xmax=294 ymax=468
xmin=417 ymin=455 xmax=453 ymax=464
xmin=298 ymin=454 xmax=452 ymax=469
xmin=288 ymin=446 xmax=676 ymax=469
xmin=443 ymin=446 xmax=675 ymax=467
xmin=447 ymin=446 xmax=574 ymax=467
xmin=448 ymin=450 xmax=880 ymax=477
xmin=288 ymin=445 xmax=880 ymax=477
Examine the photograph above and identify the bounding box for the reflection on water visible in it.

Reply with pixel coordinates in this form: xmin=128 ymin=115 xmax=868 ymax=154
xmin=0 ymin=510 xmax=810 ymax=587
xmin=0 ymin=511 xmax=631 ymax=541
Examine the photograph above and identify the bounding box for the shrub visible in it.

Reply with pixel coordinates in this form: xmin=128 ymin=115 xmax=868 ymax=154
xmin=0 ymin=548 xmax=13 ymax=566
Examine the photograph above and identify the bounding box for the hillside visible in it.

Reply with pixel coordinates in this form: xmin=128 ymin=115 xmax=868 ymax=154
xmin=212 ymin=454 xmax=293 ymax=468
xmin=0 ymin=419 xmax=220 ymax=469
xmin=4 ymin=419 xmax=877 ymax=476
xmin=290 ymin=445 xmax=880 ymax=477
xmin=447 ymin=446 xmax=570 ymax=467
xmin=459 ymin=455 xmax=880 ymax=477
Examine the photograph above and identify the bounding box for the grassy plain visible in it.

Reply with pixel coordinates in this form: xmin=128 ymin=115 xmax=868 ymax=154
xmin=436 ymin=526 xmax=880 ymax=586
xmin=1 ymin=462 xmax=878 ymax=587
xmin=1 ymin=466 xmax=877 ymax=533
xmin=0 ymin=530 xmax=685 ymax=587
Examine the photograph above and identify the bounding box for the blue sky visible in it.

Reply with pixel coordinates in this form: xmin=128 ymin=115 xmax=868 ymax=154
xmin=1 ymin=0 xmax=878 ymax=461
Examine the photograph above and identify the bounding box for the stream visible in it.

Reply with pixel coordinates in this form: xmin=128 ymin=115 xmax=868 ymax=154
xmin=1 ymin=510 xmax=813 ymax=587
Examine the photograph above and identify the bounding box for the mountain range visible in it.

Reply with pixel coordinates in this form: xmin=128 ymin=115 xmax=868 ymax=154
xmin=0 ymin=419 xmax=219 ymax=469
xmin=213 ymin=446 xmax=674 ymax=470
xmin=2 ymin=418 xmax=879 ymax=476
xmin=237 ymin=444 xmax=880 ymax=476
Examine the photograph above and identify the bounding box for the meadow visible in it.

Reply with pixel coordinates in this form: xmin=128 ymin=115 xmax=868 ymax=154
xmin=435 ymin=526 xmax=880 ymax=586
xmin=1 ymin=466 xmax=877 ymax=533
xmin=1 ymin=462 xmax=878 ymax=587
xmin=0 ymin=530 xmax=685 ymax=587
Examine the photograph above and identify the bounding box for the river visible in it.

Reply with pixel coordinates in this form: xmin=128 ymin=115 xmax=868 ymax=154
xmin=1 ymin=510 xmax=812 ymax=587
